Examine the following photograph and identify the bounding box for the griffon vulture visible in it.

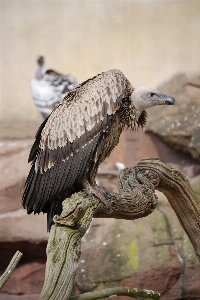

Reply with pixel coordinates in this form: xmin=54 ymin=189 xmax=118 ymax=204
xmin=23 ymin=69 xmax=175 ymax=230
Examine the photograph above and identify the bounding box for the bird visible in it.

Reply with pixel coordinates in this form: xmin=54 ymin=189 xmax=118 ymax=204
xmin=23 ymin=69 xmax=175 ymax=230
xmin=31 ymin=56 xmax=79 ymax=119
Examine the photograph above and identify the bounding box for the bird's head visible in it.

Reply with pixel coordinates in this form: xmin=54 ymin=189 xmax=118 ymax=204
xmin=37 ymin=56 xmax=45 ymax=66
xmin=35 ymin=55 xmax=45 ymax=80
xmin=131 ymin=86 xmax=175 ymax=119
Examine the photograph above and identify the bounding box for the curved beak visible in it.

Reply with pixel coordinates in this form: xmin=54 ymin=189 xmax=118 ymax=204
xmin=161 ymin=94 xmax=175 ymax=105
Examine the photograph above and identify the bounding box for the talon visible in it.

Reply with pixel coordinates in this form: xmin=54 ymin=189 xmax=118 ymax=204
xmin=82 ymin=178 xmax=113 ymax=210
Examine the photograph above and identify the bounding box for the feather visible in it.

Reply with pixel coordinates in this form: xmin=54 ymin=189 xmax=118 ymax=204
xmin=28 ymin=117 xmax=49 ymax=163
xmin=22 ymin=69 xmax=134 ymax=229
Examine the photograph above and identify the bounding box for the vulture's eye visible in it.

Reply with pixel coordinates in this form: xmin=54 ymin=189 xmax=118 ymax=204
xmin=147 ymin=93 xmax=157 ymax=98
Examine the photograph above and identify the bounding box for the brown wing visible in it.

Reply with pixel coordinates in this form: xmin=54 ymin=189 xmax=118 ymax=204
xmin=22 ymin=69 xmax=132 ymax=214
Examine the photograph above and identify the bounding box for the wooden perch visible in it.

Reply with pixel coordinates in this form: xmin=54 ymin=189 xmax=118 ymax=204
xmin=40 ymin=158 xmax=200 ymax=300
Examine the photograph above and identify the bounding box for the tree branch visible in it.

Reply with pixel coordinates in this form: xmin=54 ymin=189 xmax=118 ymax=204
xmin=40 ymin=158 xmax=200 ymax=300
xmin=0 ymin=251 xmax=23 ymax=290
xmin=129 ymin=158 xmax=200 ymax=260
xmin=70 ymin=287 xmax=160 ymax=300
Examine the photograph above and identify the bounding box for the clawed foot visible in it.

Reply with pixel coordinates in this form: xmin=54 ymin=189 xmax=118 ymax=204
xmin=82 ymin=179 xmax=122 ymax=210
xmin=105 ymin=190 xmax=123 ymax=203
xmin=84 ymin=184 xmax=112 ymax=210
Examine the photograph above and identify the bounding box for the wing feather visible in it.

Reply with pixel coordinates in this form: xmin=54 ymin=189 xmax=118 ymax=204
xmin=34 ymin=171 xmax=48 ymax=211
xmin=53 ymin=160 xmax=69 ymax=198
xmin=22 ymin=164 xmax=36 ymax=213
xmin=28 ymin=117 xmax=49 ymax=163
xmin=40 ymin=69 xmax=131 ymax=152
xmin=30 ymin=69 xmax=131 ymax=173
xmin=23 ymin=135 xmax=101 ymax=213
xmin=23 ymin=69 xmax=133 ymax=214
xmin=30 ymin=172 xmax=42 ymax=211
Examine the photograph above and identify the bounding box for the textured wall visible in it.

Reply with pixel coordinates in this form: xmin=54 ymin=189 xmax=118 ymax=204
xmin=1 ymin=0 xmax=200 ymax=122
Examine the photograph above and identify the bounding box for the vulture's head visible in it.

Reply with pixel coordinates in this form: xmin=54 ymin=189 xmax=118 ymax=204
xmin=131 ymin=86 xmax=175 ymax=119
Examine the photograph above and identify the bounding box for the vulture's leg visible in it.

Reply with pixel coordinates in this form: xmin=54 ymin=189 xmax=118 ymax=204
xmin=82 ymin=178 xmax=122 ymax=209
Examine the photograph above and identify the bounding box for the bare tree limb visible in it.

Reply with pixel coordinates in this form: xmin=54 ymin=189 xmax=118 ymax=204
xmin=70 ymin=287 xmax=160 ymax=300
xmin=40 ymin=158 xmax=200 ymax=300
xmin=129 ymin=158 xmax=200 ymax=260
xmin=0 ymin=251 xmax=23 ymax=290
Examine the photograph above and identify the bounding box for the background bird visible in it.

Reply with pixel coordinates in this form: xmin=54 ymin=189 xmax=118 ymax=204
xmin=31 ymin=55 xmax=79 ymax=119
xmin=23 ymin=69 xmax=175 ymax=230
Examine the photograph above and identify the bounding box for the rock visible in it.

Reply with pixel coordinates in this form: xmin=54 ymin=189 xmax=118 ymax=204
xmin=189 ymin=127 xmax=200 ymax=162
xmin=118 ymin=264 xmax=200 ymax=300
xmin=0 ymin=139 xmax=35 ymax=213
xmin=182 ymin=164 xmax=200 ymax=179
xmin=0 ymin=121 xmax=200 ymax=299
xmin=0 ymin=210 xmax=48 ymax=243
xmin=0 ymin=132 xmax=49 ymax=274
xmin=146 ymin=73 xmax=200 ymax=162
xmin=0 ymin=262 xmax=45 ymax=300
xmin=0 ymin=138 xmax=49 ymax=246
xmin=124 ymin=130 xmax=200 ymax=179
xmin=0 ymin=294 xmax=40 ymax=300
xmin=190 ymin=175 xmax=200 ymax=199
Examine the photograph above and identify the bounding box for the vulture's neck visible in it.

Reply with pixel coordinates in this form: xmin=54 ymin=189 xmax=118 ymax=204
xmin=117 ymin=100 xmax=147 ymax=130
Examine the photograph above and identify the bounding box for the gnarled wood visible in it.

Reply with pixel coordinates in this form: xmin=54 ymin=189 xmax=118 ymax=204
xmin=40 ymin=195 xmax=100 ymax=300
xmin=40 ymin=158 xmax=200 ymax=300
xmin=128 ymin=158 xmax=200 ymax=260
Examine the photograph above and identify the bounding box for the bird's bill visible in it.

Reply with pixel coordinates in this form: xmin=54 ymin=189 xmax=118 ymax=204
xmin=160 ymin=94 xmax=175 ymax=105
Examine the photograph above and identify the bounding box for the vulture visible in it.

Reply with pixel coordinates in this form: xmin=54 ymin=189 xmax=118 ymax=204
xmin=23 ymin=69 xmax=175 ymax=230
xmin=31 ymin=56 xmax=79 ymax=119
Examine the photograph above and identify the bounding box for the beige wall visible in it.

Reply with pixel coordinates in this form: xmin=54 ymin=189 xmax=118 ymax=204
xmin=1 ymin=0 xmax=200 ymax=122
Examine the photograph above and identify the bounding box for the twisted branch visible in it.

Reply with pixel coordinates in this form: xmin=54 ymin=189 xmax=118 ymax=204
xmin=40 ymin=158 xmax=200 ymax=300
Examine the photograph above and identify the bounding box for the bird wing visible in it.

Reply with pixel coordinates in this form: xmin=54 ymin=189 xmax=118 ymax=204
xmin=39 ymin=69 xmax=131 ymax=153
xmin=44 ymin=69 xmax=79 ymax=93
xmin=23 ymin=69 xmax=132 ymax=214
xmin=30 ymin=69 xmax=79 ymax=116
